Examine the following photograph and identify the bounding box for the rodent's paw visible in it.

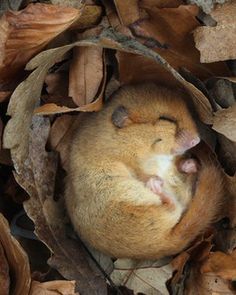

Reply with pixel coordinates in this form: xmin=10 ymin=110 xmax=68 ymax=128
xmin=146 ymin=177 xmax=175 ymax=209
xmin=179 ymin=158 xmax=198 ymax=174
xmin=146 ymin=176 xmax=163 ymax=195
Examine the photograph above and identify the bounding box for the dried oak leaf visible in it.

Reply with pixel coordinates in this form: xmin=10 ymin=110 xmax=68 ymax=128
xmin=0 ymin=3 xmax=81 ymax=83
xmin=111 ymin=258 xmax=173 ymax=295
xmin=0 ymin=213 xmax=31 ymax=295
xmin=30 ymin=280 xmax=77 ymax=295
xmin=212 ymin=103 xmax=236 ymax=142
xmin=194 ymin=1 xmax=236 ymax=63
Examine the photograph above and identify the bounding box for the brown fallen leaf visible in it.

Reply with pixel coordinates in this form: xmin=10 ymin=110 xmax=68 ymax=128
xmin=0 ymin=213 xmax=31 ymax=295
xmin=201 ymin=251 xmax=236 ymax=281
xmin=30 ymin=280 xmax=77 ymax=295
xmin=45 ymin=73 xmax=69 ymax=97
xmin=111 ymin=258 xmax=173 ymax=295
xmin=0 ymin=91 xmax=11 ymax=102
xmin=0 ymin=242 xmax=10 ymax=295
xmin=70 ymin=5 xmax=102 ymax=30
xmin=0 ymin=3 xmax=81 ymax=84
xmin=50 ymin=0 xmax=83 ymax=8
xmin=69 ymin=28 xmax=104 ymax=106
xmin=185 ymin=270 xmax=235 ymax=295
xmin=139 ymin=0 xmax=183 ymax=9
xmin=212 ymin=103 xmax=236 ymax=142
xmin=114 ymin=0 xmax=140 ymax=26
xmin=194 ymin=1 xmax=236 ymax=63
xmin=48 ymin=114 xmax=78 ymax=167
xmin=217 ymin=134 xmax=236 ymax=175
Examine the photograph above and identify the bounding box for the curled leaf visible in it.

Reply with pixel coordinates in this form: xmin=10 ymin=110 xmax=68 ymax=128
xmin=0 ymin=3 xmax=81 ymax=83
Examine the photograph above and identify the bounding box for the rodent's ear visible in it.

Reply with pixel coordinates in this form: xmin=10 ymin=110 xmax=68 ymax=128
xmin=111 ymin=106 xmax=132 ymax=128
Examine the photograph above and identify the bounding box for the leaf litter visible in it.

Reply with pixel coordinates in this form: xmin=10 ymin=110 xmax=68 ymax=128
xmin=0 ymin=0 xmax=236 ymax=294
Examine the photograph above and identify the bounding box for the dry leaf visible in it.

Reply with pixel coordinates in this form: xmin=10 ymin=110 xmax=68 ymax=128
xmin=111 ymin=258 xmax=173 ymax=295
xmin=217 ymin=134 xmax=236 ymax=175
xmin=30 ymin=280 xmax=77 ymax=295
xmin=0 ymin=3 xmax=81 ymax=83
xmin=0 ymin=213 xmax=31 ymax=295
xmin=185 ymin=271 xmax=234 ymax=295
xmin=194 ymin=1 xmax=236 ymax=62
xmin=0 ymin=242 xmax=10 ymax=295
xmin=114 ymin=0 xmax=140 ymax=25
xmin=70 ymin=5 xmax=102 ymax=30
xmin=69 ymin=28 xmax=104 ymax=106
xmin=48 ymin=114 xmax=78 ymax=167
xmin=139 ymin=0 xmax=183 ymax=8
xmin=50 ymin=0 xmax=83 ymax=8
xmin=45 ymin=73 xmax=69 ymax=97
xmin=0 ymin=91 xmax=11 ymax=102
xmin=212 ymin=103 xmax=236 ymax=142
xmin=201 ymin=251 xmax=236 ymax=281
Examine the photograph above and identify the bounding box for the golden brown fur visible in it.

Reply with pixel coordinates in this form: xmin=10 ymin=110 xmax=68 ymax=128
xmin=65 ymin=84 xmax=223 ymax=259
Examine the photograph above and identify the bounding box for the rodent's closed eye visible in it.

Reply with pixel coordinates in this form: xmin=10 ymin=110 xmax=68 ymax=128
xmin=159 ymin=115 xmax=177 ymax=124
xmin=152 ymin=138 xmax=162 ymax=146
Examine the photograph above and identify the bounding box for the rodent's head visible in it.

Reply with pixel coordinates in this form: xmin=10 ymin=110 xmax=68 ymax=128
xmin=110 ymin=84 xmax=200 ymax=158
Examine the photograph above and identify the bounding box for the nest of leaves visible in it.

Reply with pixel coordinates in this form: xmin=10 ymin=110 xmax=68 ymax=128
xmin=0 ymin=1 xmax=236 ymax=294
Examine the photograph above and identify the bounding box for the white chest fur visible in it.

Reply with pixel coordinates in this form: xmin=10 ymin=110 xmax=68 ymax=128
xmin=141 ymin=154 xmax=175 ymax=179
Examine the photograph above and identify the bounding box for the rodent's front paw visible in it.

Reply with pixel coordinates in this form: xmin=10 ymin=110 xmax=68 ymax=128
xmin=179 ymin=158 xmax=198 ymax=174
xmin=146 ymin=176 xmax=175 ymax=209
xmin=146 ymin=176 xmax=163 ymax=195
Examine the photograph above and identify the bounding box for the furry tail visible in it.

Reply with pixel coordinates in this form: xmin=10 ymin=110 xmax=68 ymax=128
xmin=169 ymin=161 xmax=224 ymax=253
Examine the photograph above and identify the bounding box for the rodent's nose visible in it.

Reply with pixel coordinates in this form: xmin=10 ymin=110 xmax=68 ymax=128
xmin=172 ymin=133 xmax=200 ymax=155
